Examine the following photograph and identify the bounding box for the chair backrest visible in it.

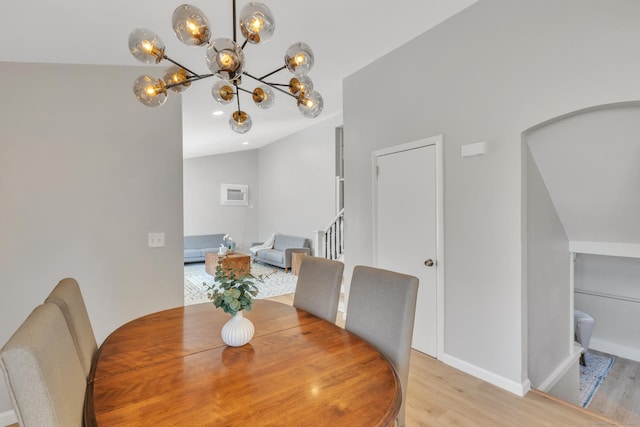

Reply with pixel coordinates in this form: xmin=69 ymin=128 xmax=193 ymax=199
xmin=293 ymin=256 xmax=345 ymax=323
xmin=345 ymin=265 xmax=419 ymax=427
xmin=0 ymin=303 xmax=86 ymax=427
xmin=45 ymin=278 xmax=97 ymax=378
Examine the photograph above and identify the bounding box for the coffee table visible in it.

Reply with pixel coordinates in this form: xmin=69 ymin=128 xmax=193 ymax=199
xmin=205 ymin=252 xmax=251 ymax=276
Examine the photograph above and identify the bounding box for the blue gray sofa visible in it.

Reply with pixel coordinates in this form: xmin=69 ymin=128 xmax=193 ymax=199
xmin=251 ymin=234 xmax=311 ymax=272
xmin=184 ymin=234 xmax=226 ymax=263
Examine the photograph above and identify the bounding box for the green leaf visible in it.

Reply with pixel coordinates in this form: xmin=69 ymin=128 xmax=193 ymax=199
xmin=208 ymin=258 xmax=259 ymax=316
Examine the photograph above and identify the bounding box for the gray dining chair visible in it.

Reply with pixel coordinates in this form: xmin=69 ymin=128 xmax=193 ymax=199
xmin=293 ymin=256 xmax=345 ymax=323
xmin=45 ymin=278 xmax=97 ymax=378
xmin=0 ymin=303 xmax=86 ymax=427
xmin=345 ymin=265 xmax=419 ymax=427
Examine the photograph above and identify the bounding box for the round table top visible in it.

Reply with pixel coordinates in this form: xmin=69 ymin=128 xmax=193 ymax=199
xmin=85 ymin=300 xmax=400 ymax=426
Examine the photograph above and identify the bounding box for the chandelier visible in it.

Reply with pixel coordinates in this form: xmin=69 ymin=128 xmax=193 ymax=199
xmin=128 ymin=1 xmax=323 ymax=134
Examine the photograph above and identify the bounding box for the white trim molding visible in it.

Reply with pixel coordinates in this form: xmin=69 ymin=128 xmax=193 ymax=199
xmin=591 ymin=338 xmax=640 ymax=364
xmin=0 ymin=410 xmax=17 ymax=426
xmin=569 ymin=241 xmax=640 ymax=259
xmin=536 ymin=343 xmax=583 ymax=392
xmin=440 ymin=353 xmax=531 ymax=397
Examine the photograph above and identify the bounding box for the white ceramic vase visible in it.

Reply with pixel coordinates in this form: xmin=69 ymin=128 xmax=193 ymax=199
xmin=221 ymin=310 xmax=255 ymax=347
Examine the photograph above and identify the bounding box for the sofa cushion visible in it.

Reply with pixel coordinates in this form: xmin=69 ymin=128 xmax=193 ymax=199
xmin=259 ymin=249 xmax=284 ymax=264
xmin=273 ymin=235 xmax=309 ymax=251
xmin=184 ymin=249 xmax=203 ymax=258
xmin=184 ymin=234 xmax=225 ymax=250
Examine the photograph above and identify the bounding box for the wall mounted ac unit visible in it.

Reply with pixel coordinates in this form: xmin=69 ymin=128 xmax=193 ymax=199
xmin=220 ymin=183 xmax=248 ymax=205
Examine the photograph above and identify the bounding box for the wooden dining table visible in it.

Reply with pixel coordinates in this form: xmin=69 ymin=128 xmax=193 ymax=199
xmin=85 ymin=300 xmax=400 ymax=426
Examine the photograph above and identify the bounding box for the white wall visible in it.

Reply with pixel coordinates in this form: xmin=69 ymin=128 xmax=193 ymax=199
xmin=257 ymin=114 xmax=342 ymax=243
xmin=343 ymin=0 xmax=640 ymax=393
xmin=183 ymin=150 xmax=259 ymax=251
xmin=0 ymin=62 xmax=184 ymax=419
xmin=526 ymin=103 xmax=640 ymax=244
xmin=575 ymin=254 xmax=640 ymax=362
xmin=525 ymin=144 xmax=570 ymax=388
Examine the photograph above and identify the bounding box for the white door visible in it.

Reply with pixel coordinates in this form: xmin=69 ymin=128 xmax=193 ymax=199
xmin=375 ymin=144 xmax=437 ymax=356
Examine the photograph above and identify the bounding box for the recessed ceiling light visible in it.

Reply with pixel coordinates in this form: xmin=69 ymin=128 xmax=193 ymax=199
xmin=212 ymin=110 xmax=224 ymax=116
xmin=242 ymin=141 xmax=249 ymax=145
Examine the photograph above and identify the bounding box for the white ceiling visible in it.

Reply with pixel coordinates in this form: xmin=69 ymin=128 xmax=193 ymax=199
xmin=0 ymin=0 xmax=477 ymax=158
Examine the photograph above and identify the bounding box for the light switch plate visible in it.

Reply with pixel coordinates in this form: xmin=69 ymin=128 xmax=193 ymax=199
xmin=148 ymin=232 xmax=165 ymax=248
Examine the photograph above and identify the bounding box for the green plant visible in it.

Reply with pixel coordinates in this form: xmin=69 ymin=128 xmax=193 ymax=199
xmin=204 ymin=261 xmax=267 ymax=316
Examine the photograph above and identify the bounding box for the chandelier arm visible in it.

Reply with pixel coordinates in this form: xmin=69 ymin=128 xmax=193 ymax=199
xmin=257 ymin=66 xmax=287 ymax=81
xmin=243 ymin=72 xmax=297 ymax=99
xmin=234 ymin=80 xmax=242 ymax=113
xmin=241 ymin=39 xmax=249 ymax=50
xmin=163 ymin=55 xmax=206 ymax=79
xmin=267 ymin=84 xmax=297 ymax=99
xmin=232 ymin=0 xmax=237 ymax=43
xmin=165 ymin=74 xmax=214 ymax=90
xmin=236 ymin=87 xmax=253 ymax=95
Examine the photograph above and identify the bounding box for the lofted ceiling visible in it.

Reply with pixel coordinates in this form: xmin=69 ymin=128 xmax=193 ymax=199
xmin=0 ymin=0 xmax=477 ymax=158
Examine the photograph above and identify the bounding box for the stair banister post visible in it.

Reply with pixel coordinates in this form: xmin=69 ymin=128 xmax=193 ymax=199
xmin=312 ymin=229 xmax=324 ymax=257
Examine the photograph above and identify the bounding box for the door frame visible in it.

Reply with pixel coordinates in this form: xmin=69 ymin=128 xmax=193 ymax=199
xmin=371 ymin=135 xmax=445 ymax=358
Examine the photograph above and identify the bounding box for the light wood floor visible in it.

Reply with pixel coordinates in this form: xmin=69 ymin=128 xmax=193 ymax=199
xmin=588 ymin=349 xmax=640 ymax=425
xmin=267 ymin=293 xmax=615 ymax=426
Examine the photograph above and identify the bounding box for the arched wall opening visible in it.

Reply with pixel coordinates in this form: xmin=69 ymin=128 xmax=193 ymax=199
xmin=524 ymin=101 xmax=640 ymax=407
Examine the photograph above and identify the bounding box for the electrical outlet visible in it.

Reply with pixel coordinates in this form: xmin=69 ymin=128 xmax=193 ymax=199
xmin=148 ymin=232 xmax=165 ymax=248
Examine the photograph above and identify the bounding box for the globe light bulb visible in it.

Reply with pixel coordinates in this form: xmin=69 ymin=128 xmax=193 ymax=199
xmin=252 ymin=86 xmax=275 ymax=109
xmin=289 ymin=75 xmax=313 ymax=96
xmin=133 ymin=75 xmax=168 ymax=107
xmin=128 ymin=28 xmax=165 ymax=64
xmin=285 ymin=42 xmax=314 ymax=75
xmin=239 ymin=2 xmax=275 ymax=45
xmin=206 ymin=38 xmax=245 ymax=81
xmin=172 ymin=4 xmax=211 ymax=46
xmin=230 ymin=111 xmax=252 ymax=134
xmin=187 ymin=21 xmax=199 ymax=35
xmin=163 ymin=66 xmax=191 ymax=93
xmin=212 ymin=80 xmax=235 ymax=104
xmin=218 ymin=51 xmax=235 ymax=69
xmin=297 ymin=90 xmax=323 ymax=118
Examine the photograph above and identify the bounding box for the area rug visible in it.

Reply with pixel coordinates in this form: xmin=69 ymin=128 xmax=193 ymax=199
xmin=184 ymin=262 xmax=297 ymax=305
xmin=579 ymin=352 xmax=614 ymax=408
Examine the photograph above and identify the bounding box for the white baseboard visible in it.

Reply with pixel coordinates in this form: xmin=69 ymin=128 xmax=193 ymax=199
xmin=591 ymin=338 xmax=640 ymax=363
xmin=439 ymin=353 xmax=531 ymax=396
xmin=0 ymin=410 xmax=16 ymax=426
xmin=536 ymin=344 xmax=583 ymax=392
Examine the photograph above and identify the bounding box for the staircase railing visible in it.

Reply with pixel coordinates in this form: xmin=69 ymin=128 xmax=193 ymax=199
xmin=313 ymin=208 xmax=344 ymax=260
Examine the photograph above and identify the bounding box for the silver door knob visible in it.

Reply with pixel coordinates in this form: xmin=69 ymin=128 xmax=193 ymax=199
xmin=424 ymin=259 xmax=434 ymax=267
